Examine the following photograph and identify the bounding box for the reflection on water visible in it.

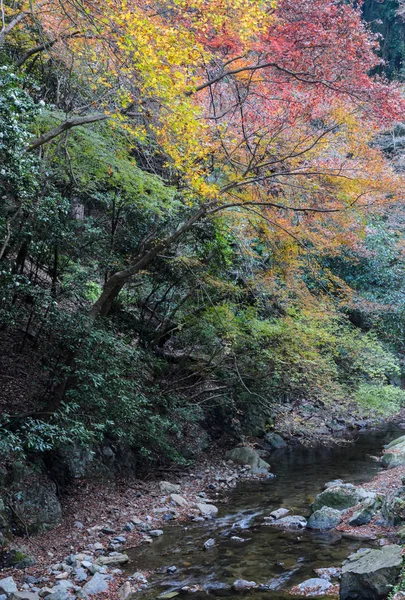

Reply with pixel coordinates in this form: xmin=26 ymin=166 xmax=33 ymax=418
xmin=127 ymin=424 xmax=403 ymax=599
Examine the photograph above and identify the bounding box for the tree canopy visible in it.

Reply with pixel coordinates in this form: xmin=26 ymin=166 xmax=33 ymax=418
xmin=1 ymin=0 xmax=405 ymax=463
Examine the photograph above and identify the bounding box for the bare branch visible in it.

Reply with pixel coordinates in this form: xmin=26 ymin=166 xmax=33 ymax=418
xmin=0 ymin=12 xmax=26 ymax=45
xmin=27 ymin=113 xmax=108 ymax=151
xmin=16 ymin=31 xmax=84 ymax=68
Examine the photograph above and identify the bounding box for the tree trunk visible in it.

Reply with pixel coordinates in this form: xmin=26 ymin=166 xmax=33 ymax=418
xmin=42 ymin=205 xmax=208 ymax=414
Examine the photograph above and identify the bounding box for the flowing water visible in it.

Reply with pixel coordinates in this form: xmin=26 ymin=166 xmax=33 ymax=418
xmin=127 ymin=424 xmax=404 ymax=599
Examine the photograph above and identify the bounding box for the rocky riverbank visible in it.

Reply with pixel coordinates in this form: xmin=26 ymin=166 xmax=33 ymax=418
xmin=3 ymin=427 xmax=405 ymax=600
xmin=0 ymin=445 xmax=277 ymax=599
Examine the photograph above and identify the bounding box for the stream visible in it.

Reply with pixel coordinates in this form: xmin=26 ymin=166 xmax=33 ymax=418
xmin=126 ymin=423 xmax=404 ymax=599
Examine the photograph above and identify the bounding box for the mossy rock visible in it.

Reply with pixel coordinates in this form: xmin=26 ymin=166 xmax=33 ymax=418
xmin=386 ymin=436 xmax=405 ymax=450
xmin=312 ymin=484 xmax=360 ymax=512
xmin=382 ymin=451 xmax=405 ymax=469
xmin=225 ymin=447 xmax=270 ymax=470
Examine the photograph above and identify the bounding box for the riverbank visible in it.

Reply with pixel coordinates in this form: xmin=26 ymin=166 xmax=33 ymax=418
xmin=0 ymin=455 xmax=269 ymax=598
xmin=2 ymin=422 xmax=405 ymax=599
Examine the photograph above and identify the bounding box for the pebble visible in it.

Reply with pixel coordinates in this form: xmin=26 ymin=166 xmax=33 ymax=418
xmin=170 ymin=494 xmax=188 ymax=507
xmin=96 ymin=553 xmax=129 ymax=566
xmin=196 ymin=503 xmax=218 ymax=517
xmin=167 ymin=566 xmax=177 ymax=574
xmin=232 ymin=580 xmax=257 ymax=591
xmin=149 ymin=529 xmax=164 ymax=537
xmin=270 ymin=508 xmax=290 ymax=520
xmin=203 ymin=538 xmax=215 ymax=550
xmin=101 ymin=526 xmax=115 ymax=534
xmin=132 ymin=572 xmax=148 ymax=584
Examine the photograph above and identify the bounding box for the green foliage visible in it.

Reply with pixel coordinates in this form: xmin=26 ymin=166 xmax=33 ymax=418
xmin=184 ymin=304 xmax=401 ymax=410
xmin=354 ymin=384 xmax=405 ymax=417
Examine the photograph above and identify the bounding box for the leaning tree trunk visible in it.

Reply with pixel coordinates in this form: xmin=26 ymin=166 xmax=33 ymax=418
xmin=42 ymin=205 xmax=208 ymax=415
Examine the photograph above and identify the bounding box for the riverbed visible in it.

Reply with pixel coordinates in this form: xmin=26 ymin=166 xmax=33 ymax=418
xmin=126 ymin=424 xmax=404 ymax=599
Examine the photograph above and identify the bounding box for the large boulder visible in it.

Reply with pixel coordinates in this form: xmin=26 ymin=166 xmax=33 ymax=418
xmin=312 ymin=484 xmax=360 ymax=512
xmin=386 ymin=436 xmax=405 ymax=450
xmin=263 ymin=433 xmax=287 ymax=450
xmin=382 ymin=451 xmax=405 ymax=469
xmin=307 ymin=507 xmax=342 ymax=530
xmin=159 ymin=481 xmax=181 ymax=495
xmin=6 ymin=468 xmax=62 ymax=535
xmin=225 ymin=447 xmax=270 ymax=470
xmin=340 ymin=545 xmax=402 ymax=600
xmin=381 ymin=437 xmax=405 ymax=469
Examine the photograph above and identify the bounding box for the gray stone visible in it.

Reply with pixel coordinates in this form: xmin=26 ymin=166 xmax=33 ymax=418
xmin=132 ymin=572 xmax=148 ymax=584
xmin=149 ymin=530 xmax=163 ymax=537
xmin=340 ymin=545 xmax=402 ymax=600
xmin=324 ymin=480 xmax=343 ymax=489
xmin=263 ymin=433 xmax=287 ymax=449
xmin=118 ymin=582 xmax=134 ymax=600
xmin=270 ymin=508 xmax=289 ymax=519
xmin=159 ymin=482 xmax=181 ymax=495
xmin=167 ymin=566 xmax=177 ymax=574
xmin=314 ymin=567 xmax=341 ymax=581
xmin=73 ymin=567 xmax=88 ymax=583
xmin=7 ymin=472 xmax=62 ymax=535
xmin=196 ymin=503 xmax=218 ymax=517
xmin=0 ymin=577 xmax=17 ymax=594
xmin=381 ymin=451 xmax=405 ymax=469
xmin=312 ymin=484 xmax=359 ymax=512
xmin=83 ymin=573 xmax=109 ymax=595
xmin=382 ymin=488 xmax=405 ymax=525
xmin=294 ymin=578 xmax=333 ymax=596
xmin=308 ymin=507 xmax=342 ymax=530
xmin=226 ymin=447 xmax=270 ymax=470
xmin=96 ymin=553 xmax=129 ymax=566
xmin=170 ymin=494 xmax=188 ymax=507
xmin=81 ymin=561 xmax=100 ymax=575
xmin=266 ymin=515 xmax=307 ymax=529
xmin=204 ymin=582 xmax=231 ymax=595
xmin=232 ymin=580 xmax=257 ymax=591
xmin=56 ymin=443 xmax=94 ymax=479
xmin=9 ymin=593 xmax=40 ymax=600
xmin=348 ymin=507 xmax=374 ymax=527
xmin=386 ymin=436 xmax=405 ymax=449
xmin=42 ymin=592 xmax=71 ymax=600
xmin=203 ymin=538 xmax=215 ymax=550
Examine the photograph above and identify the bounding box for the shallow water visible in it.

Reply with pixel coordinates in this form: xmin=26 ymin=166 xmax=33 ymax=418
xmin=127 ymin=424 xmax=404 ymax=599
